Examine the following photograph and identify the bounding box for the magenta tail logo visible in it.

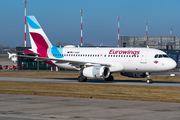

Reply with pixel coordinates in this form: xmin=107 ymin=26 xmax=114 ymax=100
xmin=27 ymin=15 xmax=55 ymax=66
xmin=30 ymin=32 xmax=48 ymax=57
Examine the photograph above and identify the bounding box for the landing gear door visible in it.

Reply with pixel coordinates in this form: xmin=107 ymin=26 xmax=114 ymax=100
xmin=140 ymin=51 xmax=148 ymax=63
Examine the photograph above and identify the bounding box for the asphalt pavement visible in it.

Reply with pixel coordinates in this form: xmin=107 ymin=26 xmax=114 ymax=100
xmin=0 ymin=94 xmax=180 ymax=120
xmin=0 ymin=76 xmax=180 ymax=87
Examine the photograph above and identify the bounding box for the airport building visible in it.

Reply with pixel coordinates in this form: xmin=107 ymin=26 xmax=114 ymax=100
xmin=16 ymin=36 xmax=180 ymax=70
xmin=16 ymin=47 xmax=65 ymax=71
xmin=120 ymin=36 xmax=179 ymax=49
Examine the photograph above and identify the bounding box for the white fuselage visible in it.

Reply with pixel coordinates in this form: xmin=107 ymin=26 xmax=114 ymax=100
xmin=48 ymin=47 xmax=176 ymax=73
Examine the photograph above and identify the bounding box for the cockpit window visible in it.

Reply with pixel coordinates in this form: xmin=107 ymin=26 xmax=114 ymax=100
xmin=159 ymin=55 xmax=163 ymax=58
xmin=155 ymin=55 xmax=158 ymax=58
xmin=162 ymin=54 xmax=169 ymax=58
xmin=154 ymin=54 xmax=169 ymax=58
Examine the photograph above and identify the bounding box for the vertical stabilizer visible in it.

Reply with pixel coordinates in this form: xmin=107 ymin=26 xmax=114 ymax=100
xmin=27 ymin=16 xmax=53 ymax=49
xmin=27 ymin=16 xmax=53 ymax=57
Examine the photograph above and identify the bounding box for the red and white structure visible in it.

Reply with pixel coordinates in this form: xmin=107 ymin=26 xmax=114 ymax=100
xmin=117 ymin=16 xmax=120 ymax=47
xmin=170 ymin=28 xmax=172 ymax=37
xmin=146 ymin=20 xmax=148 ymax=37
xmin=80 ymin=9 xmax=84 ymax=46
xmin=23 ymin=0 xmax=28 ymax=47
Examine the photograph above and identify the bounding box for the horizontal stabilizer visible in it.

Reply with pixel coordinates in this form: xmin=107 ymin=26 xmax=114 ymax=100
xmin=8 ymin=50 xmax=39 ymax=55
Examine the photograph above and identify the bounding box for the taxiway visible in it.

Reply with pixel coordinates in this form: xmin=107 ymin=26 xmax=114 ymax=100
xmin=0 ymin=77 xmax=180 ymax=87
xmin=0 ymin=94 xmax=180 ymax=120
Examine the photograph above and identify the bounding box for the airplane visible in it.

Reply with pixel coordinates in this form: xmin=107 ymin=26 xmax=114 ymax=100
xmin=17 ymin=15 xmax=177 ymax=84
xmin=7 ymin=52 xmax=17 ymax=64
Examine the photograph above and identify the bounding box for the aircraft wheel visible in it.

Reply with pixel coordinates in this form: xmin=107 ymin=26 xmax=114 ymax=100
xmin=78 ymin=76 xmax=87 ymax=82
xmin=105 ymin=75 xmax=114 ymax=82
xmin=147 ymin=79 xmax=153 ymax=84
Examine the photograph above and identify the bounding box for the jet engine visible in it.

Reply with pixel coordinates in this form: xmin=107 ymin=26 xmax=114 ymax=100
xmin=120 ymin=72 xmax=147 ymax=78
xmin=81 ymin=66 xmax=110 ymax=79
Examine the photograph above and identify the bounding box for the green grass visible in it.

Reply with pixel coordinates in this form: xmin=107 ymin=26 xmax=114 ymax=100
xmin=0 ymin=81 xmax=180 ymax=103
xmin=0 ymin=71 xmax=180 ymax=103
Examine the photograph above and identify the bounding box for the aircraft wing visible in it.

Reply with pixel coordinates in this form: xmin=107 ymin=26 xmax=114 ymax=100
xmin=9 ymin=50 xmax=39 ymax=55
xmin=17 ymin=55 xmax=111 ymax=69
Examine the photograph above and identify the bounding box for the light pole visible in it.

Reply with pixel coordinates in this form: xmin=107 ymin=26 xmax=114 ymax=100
xmin=23 ymin=0 xmax=28 ymax=47
xmin=117 ymin=16 xmax=120 ymax=47
xmin=80 ymin=9 xmax=84 ymax=46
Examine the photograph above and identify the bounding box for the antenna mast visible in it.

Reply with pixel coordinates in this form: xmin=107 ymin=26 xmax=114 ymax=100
xmin=117 ymin=16 xmax=120 ymax=47
xmin=80 ymin=9 xmax=84 ymax=46
xmin=23 ymin=0 xmax=28 ymax=47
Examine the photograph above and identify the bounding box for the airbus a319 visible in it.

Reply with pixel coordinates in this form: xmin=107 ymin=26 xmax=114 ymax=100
xmin=17 ymin=16 xmax=176 ymax=84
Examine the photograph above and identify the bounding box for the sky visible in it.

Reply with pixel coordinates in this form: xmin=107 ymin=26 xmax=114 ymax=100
xmin=1 ymin=0 xmax=180 ymax=47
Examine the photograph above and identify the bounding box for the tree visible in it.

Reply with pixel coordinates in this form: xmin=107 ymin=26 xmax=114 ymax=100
xmin=56 ymin=42 xmax=73 ymax=47
xmin=0 ymin=44 xmax=4 ymax=54
xmin=83 ymin=43 xmax=93 ymax=46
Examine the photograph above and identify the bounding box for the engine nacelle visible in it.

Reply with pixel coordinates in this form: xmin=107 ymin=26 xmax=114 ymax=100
xmin=81 ymin=66 xmax=110 ymax=79
xmin=120 ymin=72 xmax=147 ymax=78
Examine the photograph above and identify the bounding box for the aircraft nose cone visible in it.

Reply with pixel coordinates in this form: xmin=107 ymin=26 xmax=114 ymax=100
xmin=169 ymin=59 xmax=177 ymax=69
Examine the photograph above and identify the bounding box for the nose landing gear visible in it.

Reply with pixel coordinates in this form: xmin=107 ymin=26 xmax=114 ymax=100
xmin=146 ymin=72 xmax=153 ymax=84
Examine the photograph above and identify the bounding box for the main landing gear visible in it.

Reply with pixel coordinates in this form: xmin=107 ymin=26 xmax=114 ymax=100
xmin=146 ymin=72 xmax=153 ymax=84
xmin=78 ymin=75 xmax=114 ymax=82
xmin=78 ymin=76 xmax=87 ymax=82
xmin=105 ymin=75 xmax=114 ymax=82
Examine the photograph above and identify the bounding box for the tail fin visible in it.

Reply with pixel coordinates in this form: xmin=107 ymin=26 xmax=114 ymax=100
xmin=27 ymin=16 xmax=53 ymax=50
xmin=7 ymin=52 xmax=13 ymax=59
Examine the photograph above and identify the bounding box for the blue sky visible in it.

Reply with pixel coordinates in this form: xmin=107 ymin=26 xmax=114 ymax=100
xmin=0 ymin=0 xmax=180 ymax=47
